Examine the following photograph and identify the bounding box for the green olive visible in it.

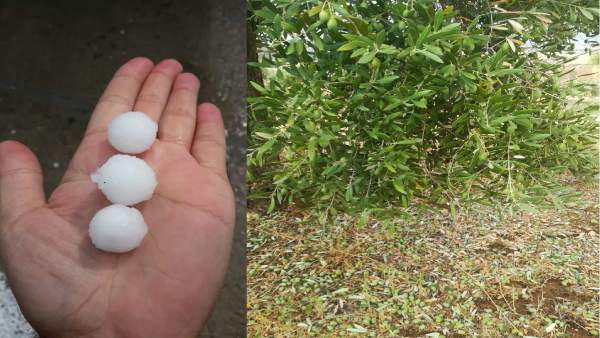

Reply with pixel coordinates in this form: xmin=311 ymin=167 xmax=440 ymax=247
xmin=327 ymin=17 xmax=338 ymax=30
xmin=319 ymin=9 xmax=329 ymax=23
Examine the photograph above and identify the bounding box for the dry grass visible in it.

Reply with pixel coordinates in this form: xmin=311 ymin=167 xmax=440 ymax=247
xmin=247 ymin=183 xmax=599 ymax=337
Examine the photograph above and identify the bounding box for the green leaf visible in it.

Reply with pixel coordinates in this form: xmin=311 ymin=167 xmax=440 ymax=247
xmin=412 ymin=89 xmax=435 ymax=98
xmin=397 ymin=138 xmax=422 ymax=145
xmin=303 ymin=120 xmax=316 ymax=132
xmin=514 ymin=118 xmax=533 ymax=129
xmin=528 ymin=133 xmax=551 ymax=141
xmin=383 ymin=99 xmax=405 ymax=111
xmin=249 ymin=81 xmax=268 ymax=94
xmin=351 ymin=47 xmax=367 ymax=58
xmin=379 ymin=44 xmax=397 ymax=54
xmin=267 ymin=196 xmax=275 ymax=213
xmin=255 ymin=131 xmax=274 ymax=140
xmin=345 ymin=184 xmax=353 ymax=201
xmin=434 ymin=9 xmax=445 ymax=29
xmin=416 ymin=49 xmax=444 ymax=63
xmin=337 ymin=42 xmax=357 ymax=51
xmin=415 ymin=25 xmax=431 ymax=46
xmin=414 ymin=98 xmax=427 ymax=108
xmin=295 ymin=41 xmax=304 ymax=55
xmin=357 ymin=209 xmax=370 ymax=229
xmin=254 ymin=8 xmax=275 ymax=21
xmin=307 ymin=4 xmax=322 ymax=17
xmin=397 ymin=48 xmax=412 ymax=59
xmin=587 ymin=8 xmax=600 ymax=16
xmin=579 ymin=7 xmax=594 ymax=20
xmin=331 ymin=3 xmax=350 ymax=17
xmin=319 ymin=131 xmax=336 ymax=147
xmin=347 ymin=325 xmax=368 ymax=334
xmin=426 ymin=23 xmax=461 ymax=41
xmin=312 ymin=33 xmax=324 ymax=51
xmin=488 ymin=68 xmax=523 ymax=77
xmin=438 ymin=22 xmax=461 ymax=34
xmin=490 ymin=115 xmax=513 ymax=126
xmin=255 ymin=139 xmax=275 ymax=163
xmin=342 ymin=33 xmax=372 ymax=46
xmin=393 ymin=179 xmax=407 ymax=194
xmin=357 ymin=51 xmax=377 ymax=64
xmin=375 ymin=75 xmax=400 ymax=84
xmin=286 ymin=43 xmax=295 ymax=55
xmin=461 ymin=72 xmax=477 ymax=80
xmin=308 ymin=137 xmax=317 ymax=162
xmin=423 ymin=43 xmax=443 ymax=56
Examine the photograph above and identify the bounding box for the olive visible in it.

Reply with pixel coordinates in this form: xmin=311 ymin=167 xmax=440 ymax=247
xmin=327 ymin=17 xmax=338 ymax=30
xmin=319 ymin=9 xmax=329 ymax=23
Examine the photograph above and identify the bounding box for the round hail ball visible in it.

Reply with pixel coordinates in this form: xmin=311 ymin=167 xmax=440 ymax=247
xmin=91 ymin=154 xmax=157 ymax=205
xmin=89 ymin=204 xmax=148 ymax=253
xmin=108 ymin=111 xmax=157 ymax=154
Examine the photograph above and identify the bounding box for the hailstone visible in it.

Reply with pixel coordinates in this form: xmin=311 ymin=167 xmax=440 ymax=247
xmin=108 ymin=111 xmax=157 ymax=154
xmin=91 ymin=154 xmax=157 ymax=205
xmin=89 ymin=204 xmax=148 ymax=253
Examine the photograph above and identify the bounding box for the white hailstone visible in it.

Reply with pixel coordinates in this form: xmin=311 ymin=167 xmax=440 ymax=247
xmin=108 ymin=111 xmax=157 ymax=154
xmin=91 ymin=154 xmax=157 ymax=205
xmin=89 ymin=204 xmax=148 ymax=253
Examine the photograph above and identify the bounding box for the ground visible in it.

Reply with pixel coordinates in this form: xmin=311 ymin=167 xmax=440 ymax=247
xmin=248 ymin=182 xmax=598 ymax=337
xmin=0 ymin=1 xmax=246 ymax=336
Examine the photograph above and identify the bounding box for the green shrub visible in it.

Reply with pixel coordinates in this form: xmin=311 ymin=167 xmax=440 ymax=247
xmin=248 ymin=0 xmax=599 ymax=215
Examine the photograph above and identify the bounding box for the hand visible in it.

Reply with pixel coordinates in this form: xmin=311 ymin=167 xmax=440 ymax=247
xmin=0 ymin=57 xmax=235 ymax=338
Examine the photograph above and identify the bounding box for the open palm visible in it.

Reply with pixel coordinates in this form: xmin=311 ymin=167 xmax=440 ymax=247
xmin=0 ymin=58 xmax=234 ymax=338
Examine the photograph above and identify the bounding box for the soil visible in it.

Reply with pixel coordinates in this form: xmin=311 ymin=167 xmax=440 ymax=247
xmin=475 ymin=278 xmax=594 ymax=337
xmin=0 ymin=1 xmax=246 ymax=337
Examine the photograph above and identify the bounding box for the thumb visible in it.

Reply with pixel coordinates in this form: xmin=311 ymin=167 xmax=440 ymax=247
xmin=0 ymin=141 xmax=46 ymax=224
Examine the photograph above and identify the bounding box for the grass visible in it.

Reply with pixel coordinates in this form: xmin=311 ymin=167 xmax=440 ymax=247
xmin=247 ymin=182 xmax=599 ymax=337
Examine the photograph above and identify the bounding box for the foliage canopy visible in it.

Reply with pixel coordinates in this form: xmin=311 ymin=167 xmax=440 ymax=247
xmin=248 ymin=0 xmax=599 ymax=217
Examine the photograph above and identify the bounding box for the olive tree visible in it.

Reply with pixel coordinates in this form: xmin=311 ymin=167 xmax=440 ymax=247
xmin=248 ymin=0 xmax=599 ymax=217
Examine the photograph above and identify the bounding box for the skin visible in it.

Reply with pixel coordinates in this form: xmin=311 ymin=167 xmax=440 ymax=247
xmin=0 ymin=57 xmax=235 ymax=338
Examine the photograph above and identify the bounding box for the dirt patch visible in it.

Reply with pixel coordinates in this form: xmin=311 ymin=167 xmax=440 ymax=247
xmin=487 ymin=239 xmax=514 ymax=254
xmin=565 ymin=326 xmax=596 ymax=338
xmin=529 ymin=279 xmax=592 ymax=312
xmin=475 ymin=279 xmax=595 ymax=336
xmin=397 ymin=326 xmax=429 ymax=338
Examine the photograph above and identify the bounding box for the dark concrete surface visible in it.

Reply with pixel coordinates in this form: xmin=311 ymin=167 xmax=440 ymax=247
xmin=0 ymin=0 xmax=246 ymax=337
